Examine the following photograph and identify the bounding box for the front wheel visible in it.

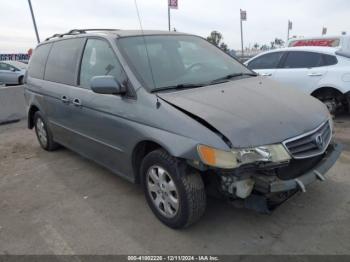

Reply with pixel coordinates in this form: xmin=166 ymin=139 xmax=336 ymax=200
xmin=141 ymin=149 xmax=206 ymax=229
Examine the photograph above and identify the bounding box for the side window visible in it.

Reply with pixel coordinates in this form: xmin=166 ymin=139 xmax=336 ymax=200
xmin=322 ymin=54 xmax=338 ymax=66
xmin=28 ymin=44 xmax=52 ymax=79
xmin=45 ymin=38 xmax=85 ymax=85
xmin=0 ymin=63 xmax=11 ymax=71
xmin=248 ymin=52 xmax=283 ymax=70
xmin=283 ymin=51 xmax=322 ymax=68
xmin=79 ymin=39 xmax=127 ymax=89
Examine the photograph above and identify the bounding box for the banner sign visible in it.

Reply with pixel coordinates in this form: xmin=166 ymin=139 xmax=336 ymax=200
xmin=240 ymin=10 xmax=247 ymax=21
xmin=289 ymin=38 xmax=340 ymax=47
xmin=168 ymin=0 xmax=178 ymax=9
xmin=0 ymin=53 xmax=30 ymax=61
xmin=288 ymin=20 xmax=293 ymax=30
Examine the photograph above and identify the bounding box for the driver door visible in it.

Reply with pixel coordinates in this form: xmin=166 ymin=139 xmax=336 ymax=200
xmin=67 ymin=38 xmax=135 ymax=178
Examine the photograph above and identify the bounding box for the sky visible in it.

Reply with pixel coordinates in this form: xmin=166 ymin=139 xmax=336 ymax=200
xmin=0 ymin=0 xmax=349 ymax=53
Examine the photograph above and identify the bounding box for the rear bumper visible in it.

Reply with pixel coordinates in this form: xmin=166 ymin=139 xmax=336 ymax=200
xmin=268 ymin=142 xmax=342 ymax=193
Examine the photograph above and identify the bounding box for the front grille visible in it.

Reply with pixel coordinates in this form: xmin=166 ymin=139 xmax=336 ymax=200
xmin=283 ymin=121 xmax=332 ymax=159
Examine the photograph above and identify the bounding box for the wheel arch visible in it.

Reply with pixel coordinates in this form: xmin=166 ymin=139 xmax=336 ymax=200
xmin=132 ymin=140 xmax=169 ymax=184
xmin=28 ymin=104 xmax=40 ymax=129
xmin=311 ymin=86 xmax=344 ymax=98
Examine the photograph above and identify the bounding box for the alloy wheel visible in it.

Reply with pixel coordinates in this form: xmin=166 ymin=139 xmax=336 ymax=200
xmin=146 ymin=165 xmax=179 ymax=218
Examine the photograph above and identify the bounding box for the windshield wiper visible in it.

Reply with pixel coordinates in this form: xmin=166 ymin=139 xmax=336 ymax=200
xmin=151 ymin=83 xmax=205 ymax=93
xmin=210 ymin=72 xmax=257 ymax=84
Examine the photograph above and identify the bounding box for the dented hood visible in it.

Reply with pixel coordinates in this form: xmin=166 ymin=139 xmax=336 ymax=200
xmin=157 ymin=76 xmax=329 ymax=148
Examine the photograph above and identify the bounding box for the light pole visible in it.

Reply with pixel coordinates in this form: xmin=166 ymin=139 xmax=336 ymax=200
xmin=28 ymin=0 xmax=40 ymax=43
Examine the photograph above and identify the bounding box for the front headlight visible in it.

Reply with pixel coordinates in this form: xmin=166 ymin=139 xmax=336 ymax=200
xmin=197 ymin=144 xmax=291 ymax=169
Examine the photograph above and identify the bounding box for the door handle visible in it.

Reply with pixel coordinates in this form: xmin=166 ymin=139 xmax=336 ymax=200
xmin=260 ymin=73 xmax=272 ymax=76
xmin=308 ymin=72 xmax=323 ymax=76
xmin=61 ymin=95 xmax=70 ymax=103
xmin=72 ymin=98 xmax=82 ymax=107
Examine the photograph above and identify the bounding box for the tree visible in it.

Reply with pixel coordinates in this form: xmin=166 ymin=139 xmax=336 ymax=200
xmin=207 ymin=31 xmax=223 ymax=46
xmin=207 ymin=30 xmax=229 ymax=52
xmin=260 ymin=44 xmax=269 ymax=51
xmin=253 ymin=43 xmax=259 ymax=49
xmin=274 ymin=38 xmax=285 ymax=48
xmin=220 ymin=42 xmax=228 ymax=52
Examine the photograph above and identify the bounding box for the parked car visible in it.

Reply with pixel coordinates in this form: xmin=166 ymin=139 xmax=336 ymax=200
xmin=25 ymin=29 xmax=342 ymax=228
xmin=245 ymin=46 xmax=350 ymax=114
xmin=0 ymin=60 xmax=27 ymax=86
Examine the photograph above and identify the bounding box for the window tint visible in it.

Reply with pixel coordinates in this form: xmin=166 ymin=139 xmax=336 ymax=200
xmin=248 ymin=52 xmax=283 ymax=69
xmin=322 ymin=54 xmax=338 ymax=66
xmin=45 ymin=38 xmax=85 ymax=85
xmin=80 ymin=39 xmax=127 ymax=89
xmin=283 ymin=51 xmax=322 ymax=68
xmin=28 ymin=44 xmax=52 ymax=79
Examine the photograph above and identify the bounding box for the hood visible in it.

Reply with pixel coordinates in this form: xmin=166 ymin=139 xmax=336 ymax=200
xmin=157 ymin=76 xmax=329 ymax=148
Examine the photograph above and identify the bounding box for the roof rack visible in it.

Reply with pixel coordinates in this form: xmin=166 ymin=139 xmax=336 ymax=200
xmin=45 ymin=29 xmax=119 ymax=41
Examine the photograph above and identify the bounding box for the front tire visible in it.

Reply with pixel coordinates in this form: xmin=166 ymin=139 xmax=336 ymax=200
xmin=34 ymin=111 xmax=59 ymax=151
xmin=141 ymin=149 xmax=206 ymax=229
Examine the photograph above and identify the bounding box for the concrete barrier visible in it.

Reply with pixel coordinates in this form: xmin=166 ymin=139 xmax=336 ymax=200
xmin=0 ymin=85 xmax=26 ymax=125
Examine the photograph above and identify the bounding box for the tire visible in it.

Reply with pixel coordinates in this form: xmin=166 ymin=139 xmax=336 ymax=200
xmin=141 ymin=149 xmax=206 ymax=229
xmin=34 ymin=111 xmax=59 ymax=151
xmin=18 ymin=76 xmax=24 ymax=85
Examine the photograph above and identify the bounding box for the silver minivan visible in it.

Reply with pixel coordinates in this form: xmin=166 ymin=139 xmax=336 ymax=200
xmin=25 ymin=29 xmax=342 ymax=228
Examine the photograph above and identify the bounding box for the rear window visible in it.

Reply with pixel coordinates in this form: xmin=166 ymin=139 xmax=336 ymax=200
xmin=44 ymin=38 xmax=85 ymax=85
xmin=28 ymin=44 xmax=52 ymax=79
xmin=282 ymin=51 xmax=322 ymax=68
xmin=322 ymin=54 xmax=338 ymax=66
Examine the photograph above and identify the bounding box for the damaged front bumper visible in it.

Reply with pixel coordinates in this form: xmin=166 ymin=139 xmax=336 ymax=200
xmin=258 ymin=142 xmax=343 ymax=193
xmin=214 ymin=142 xmax=343 ymax=213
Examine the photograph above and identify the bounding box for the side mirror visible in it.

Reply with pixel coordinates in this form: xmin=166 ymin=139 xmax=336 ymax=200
xmin=10 ymin=68 xmax=16 ymax=72
xmin=90 ymin=76 xmax=126 ymax=95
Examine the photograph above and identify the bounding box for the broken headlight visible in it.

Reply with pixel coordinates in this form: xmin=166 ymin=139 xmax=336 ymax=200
xmin=197 ymin=144 xmax=291 ymax=169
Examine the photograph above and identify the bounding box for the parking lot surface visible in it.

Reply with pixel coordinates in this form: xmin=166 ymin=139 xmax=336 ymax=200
xmin=0 ymin=117 xmax=350 ymax=255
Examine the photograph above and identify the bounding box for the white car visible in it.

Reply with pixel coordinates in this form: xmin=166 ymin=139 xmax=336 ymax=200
xmin=245 ymin=46 xmax=350 ymax=114
xmin=0 ymin=60 xmax=27 ymax=86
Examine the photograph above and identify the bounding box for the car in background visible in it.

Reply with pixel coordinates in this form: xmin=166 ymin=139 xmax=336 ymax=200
xmin=0 ymin=60 xmax=27 ymax=86
xmin=245 ymin=46 xmax=350 ymax=114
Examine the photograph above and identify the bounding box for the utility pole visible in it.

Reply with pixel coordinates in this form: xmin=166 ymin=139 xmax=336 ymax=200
xmin=240 ymin=9 xmax=246 ymax=60
xmin=28 ymin=0 xmax=40 ymax=43
xmin=168 ymin=4 xmax=171 ymax=31
xmin=287 ymin=20 xmax=292 ymax=44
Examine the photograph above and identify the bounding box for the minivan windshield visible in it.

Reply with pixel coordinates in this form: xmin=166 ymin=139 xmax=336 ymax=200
xmin=117 ymin=35 xmax=254 ymax=92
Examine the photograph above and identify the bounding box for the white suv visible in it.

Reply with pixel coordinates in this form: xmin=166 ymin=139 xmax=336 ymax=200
xmin=245 ymin=46 xmax=350 ymax=114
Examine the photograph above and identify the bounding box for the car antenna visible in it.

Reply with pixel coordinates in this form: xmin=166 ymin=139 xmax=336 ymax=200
xmin=133 ymin=0 xmax=161 ymax=108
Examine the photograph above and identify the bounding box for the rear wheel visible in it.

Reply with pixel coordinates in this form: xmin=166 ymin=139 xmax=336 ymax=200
xmin=34 ymin=112 xmax=59 ymax=151
xmin=141 ymin=149 xmax=206 ymax=228
xmin=18 ymin=76 xmax=24 ymax=85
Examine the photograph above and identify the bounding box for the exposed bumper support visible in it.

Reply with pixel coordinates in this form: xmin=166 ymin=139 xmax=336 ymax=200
xmin=269 ymin=143 xmax=343 ymax=193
